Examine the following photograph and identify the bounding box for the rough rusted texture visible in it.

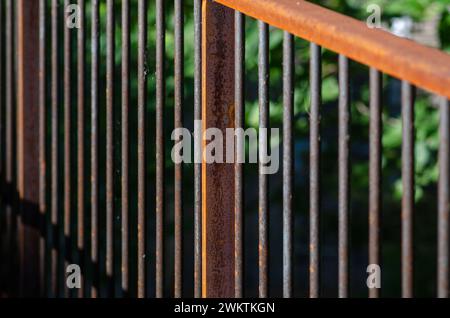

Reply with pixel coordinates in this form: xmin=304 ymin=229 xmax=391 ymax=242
xmin=369 ymin=68 xmax=382 ymax=298
xmin=258 ymin=21 xmax=269 ymax=299
xmin=282 ymin=31 xmax=293 ymax=299
xmin=174 ymin=0 xmax=184 ymax=299
xmin=193 ymin=0 xmax=202 ymax=299
xmin=155 ymin=0 xmax=165 ymax=298
xmin=4 ymin=0 xmax=15 ymax=296
xmin=63 ymin=0 xmax=72 ymax=258
xmin=16 ymin=0 xmax=41 ymax=296
xmin=50 ymin=0 xmax=59 ymax=297
xmin=202 ymin=0 xmax=235 ymax=298
xmin=77 ymin=0 xmax=86 ymax=298
xmin=401 ymin=81 xmax=415 ymax=298
xmin=216 ymin=0 xmax=450 ymax=99
xmin=438 ymin=97 xmax=450 ymax=298
xmin=64 ymin=0 xmax=73 ymax=298
xmin=106 ymin=0 xmax=115 ymax=295
xmin=38 ymin=0 xmax=46 ymax=297
xmin=121 ymin=0 xmax=129 ymax=297
xmin=234 ymin=10 xmax=244 ymax=299
xmin=338 ymin=54 xmax=350 ymax=298
xmin=91 ymin=0 xmax=99 ymax=298
xmin=309 ymin=43 xmax=321 ymax=298
xmin=137 ymin=0 xmax=147 ymax=299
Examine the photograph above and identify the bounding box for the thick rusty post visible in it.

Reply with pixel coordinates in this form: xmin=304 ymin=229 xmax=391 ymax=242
xmin=16 ymin=0 xmax=41 ymax=296
xmin=202 ymin=0 xmax=235 ymax=298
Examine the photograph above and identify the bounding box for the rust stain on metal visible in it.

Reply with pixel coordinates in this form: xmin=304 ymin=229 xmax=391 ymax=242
xmin=77 ymin=0 xmax=86 ymax=298
xmin=216 ymin=0 xmax=450 ymax=99
xmin=17 ymin=0 xmax=41 ymax=296
xmin=369 ymin=68 xmax=382 ymax=298
xmin=202 ymin=0 xmax=235 ymax=298
xmin=401 ymin=81 xmax=415 ymax=298
xmin=194 ymin=0 xmax=203 ymax=298
xmin=438 ymin=97 xmax=450 ymax=298
xmin=156 ymin=0 xmax=165 ymax=298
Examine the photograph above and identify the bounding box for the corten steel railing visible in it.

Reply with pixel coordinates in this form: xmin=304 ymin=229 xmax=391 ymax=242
xmin=0 ymin=0 xmax=450 ymax=299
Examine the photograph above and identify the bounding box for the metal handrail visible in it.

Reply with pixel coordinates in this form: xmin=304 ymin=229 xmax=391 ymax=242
xmin=216 ymin=0 xmax=450 ymax=99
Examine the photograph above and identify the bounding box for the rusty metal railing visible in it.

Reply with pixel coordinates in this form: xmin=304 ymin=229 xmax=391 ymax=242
xmin=205 ymin=0 xmax=450 ymax=298
xmin=0 ymin=0 xmax=449 ymax=299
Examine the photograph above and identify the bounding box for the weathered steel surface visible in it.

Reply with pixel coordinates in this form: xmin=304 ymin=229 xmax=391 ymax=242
xmin=91 ymin=0 xmax=99 ymax=298
xmin=156 ymin=0 xmax=165 ymax=298
xmin=174 ymin=0 xmax=184 ymax=299
xmin=106 ymin=0 xmax=115 ymax=297
xmin=137 ymin=0 xmax=147 ymax=299
xmin=283 ymin=31 xmax=294 ymax=299
xmin=50 ymin=0 xmax=59 ymax=297
xmin=338 ymin=54 xmax=350 ymax=298
xmin=402 ymin=81 xmax=415 ymax=298
xmin=121 ymin=0 xmax=129 ymax=297
xmin=202 ymin=0 xmax=235 ymax=298
xmin=258 ymin=21 xmax=269 ymax=299
xmin=4 ymin=0 xmax=15 ymax=297
xmin=17 ymin=0 xmax=41 ymax=296
xmin=216 ymin=0 xmax=450 ymax=99
xmin=438 ymin=97 xmax=450 ymax=298
xmin=369 ymin=68 xmax=382 ymax=299
xmin=193 ymin=0 xmax=202 ymax=299
xmin=77 ymin=0 xmax=86 ymax=298
xmin=309 ymin=42 xmax=321 ymax=298
xmin=63 ymin=0 xmax=72 ymax=273
xmin=38 ymin=0 xmax=46 ymax=297
xmin=234 ymin=10 xmax=244 ymax=299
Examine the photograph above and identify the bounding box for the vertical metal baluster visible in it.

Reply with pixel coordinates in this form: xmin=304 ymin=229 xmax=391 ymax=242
xmin=0 ymin=0 xmax=2 ymax=256
xmin=283 ymin=31 xmax=294 ymax=299
xmin=338 ymin=54 xmax=350 ymax=298
xmin=201 ymin=1 xmax=235 ymax=298
xmin=4 ymin=0 xmax=13 ymax=296
xmin=174 ymin=0 xmax=183 ymax=299
xmin=0 ymin=0 xmax=1 ymax=171
xmin=0 ymin=0 xmax=2 ymax=181
xmin=402 ymin=81 xmax=415 ymax=298
xmin=258 ymin=21 xmax=269 ymax=299
xmin=156 ymin=0 xmax=165 ymax=299
xmin=17 ymin=0 xmax=41 ymax=297
xmin=77 ymin=0 xmax=85 ymax=299
xmin=91 ymin=0 xmax=99 ymax=298
xmin=121 ymin=0 xmax=129 ymax=298
xmin=309 ymin=42 xmax=321 ymax=298
xmin=137 ymin=0 xmax=147 ymax=299
xmin=234 ymin=10 xmax=244 ymax=299
xmin=0 ymin=0 xmax=3 ymax=294
xmin=38 ymin=0 xmax=47 ymax=298
xmin=0 ymin=0 xmax=2 ymax=185
xmin=438 ymin=97 xmax=449 ymax=298
xmin=106 ymin=0 xmax=114 ymax=298
xmin=193 ymin=0 xmax=201 ymax=299
xmin=369 ymin=67 xmax=381 ymax=298
xmin=63 ymin=0 xmax=72 ymax=298
xmin=50 ymin=0 xmax=59 ymax=298
xmin=56 ymin=1 xmax=65 ymax=298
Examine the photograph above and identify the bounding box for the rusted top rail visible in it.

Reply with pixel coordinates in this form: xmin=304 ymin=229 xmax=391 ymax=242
xmin=215 ymin=0 xmax=450 ymax=99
